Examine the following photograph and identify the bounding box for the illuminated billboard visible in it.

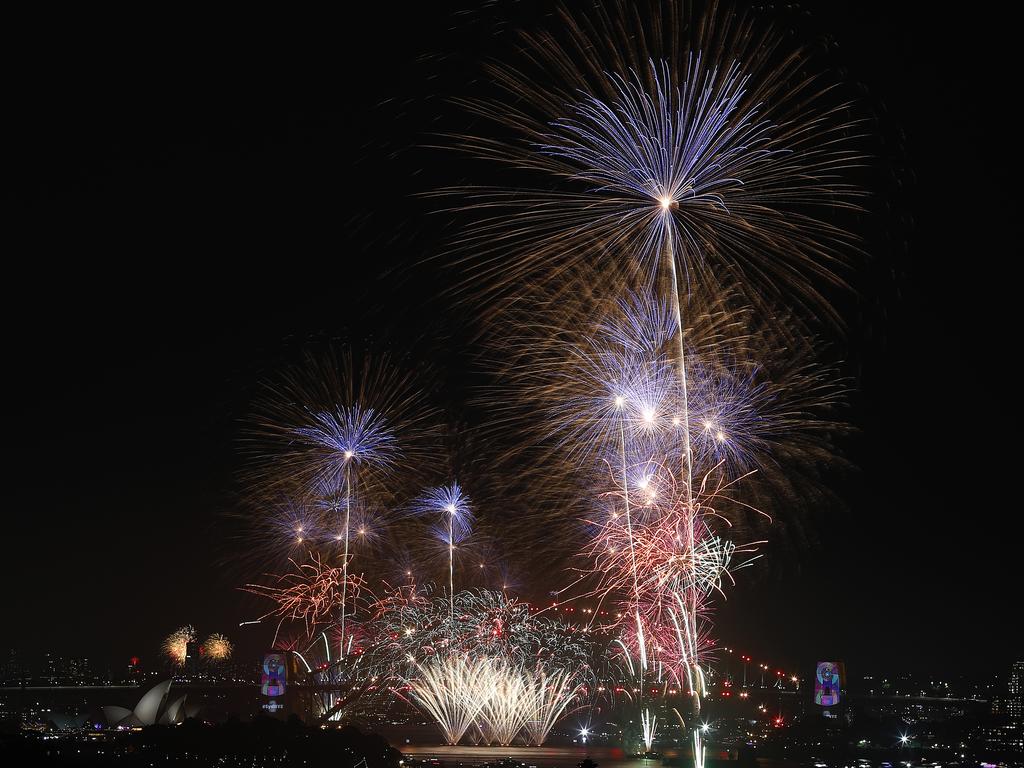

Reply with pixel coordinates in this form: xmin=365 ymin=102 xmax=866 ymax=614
xmin=814 ymin=661 xmax=843 ymax=706
xmin=260 ymin=652 xmax=288 ymax=715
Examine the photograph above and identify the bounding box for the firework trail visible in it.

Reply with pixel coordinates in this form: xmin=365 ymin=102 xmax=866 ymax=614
xmin=520 ymin=667 xmax=586 ymax=746
xmin=242 ymin=553 xmax=364 ymax=644
xmin=476 ymin=668 xmax=532 ymax=745
xmin=415 ymin=483 xmax=474 ymax=625
xmin=408 ymin=656 xmax=487 ymax=745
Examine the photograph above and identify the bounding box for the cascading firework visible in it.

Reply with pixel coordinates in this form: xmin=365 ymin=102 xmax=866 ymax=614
xmin=407 ymin=656 xmax=583 ymax=746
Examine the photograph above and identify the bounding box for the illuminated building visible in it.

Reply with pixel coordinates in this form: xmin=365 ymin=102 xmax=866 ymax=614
xmin=101 ymin=680 xmax=196 ymax=727
xmin=1009 ymin=661 xmax=1023 ymax=724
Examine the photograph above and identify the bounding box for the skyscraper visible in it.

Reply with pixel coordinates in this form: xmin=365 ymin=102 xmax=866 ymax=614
xmin=1009 ymin=661 xmax=1023 ymax=724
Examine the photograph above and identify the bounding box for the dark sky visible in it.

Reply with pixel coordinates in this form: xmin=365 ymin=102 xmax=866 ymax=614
xmin=8 ymin=2 xmax=1017 ymax=680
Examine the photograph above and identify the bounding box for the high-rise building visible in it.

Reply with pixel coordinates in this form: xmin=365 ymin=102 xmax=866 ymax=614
xmin=127 ymin=656 xmax=143 ymax=684
xmin=0 ymin=648 xmax=24 ymax=683
xmin=41 ymin=652 xmax=93 ymax=684
xmin=1009 ymin=661 xmax=1023 ymax=724
xmin=184 ymin=641 xmax=200 ymax=676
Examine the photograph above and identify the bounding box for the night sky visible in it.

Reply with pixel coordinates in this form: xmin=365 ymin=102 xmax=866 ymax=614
xmin=9 ymin=2 xmax=1016 ymax=679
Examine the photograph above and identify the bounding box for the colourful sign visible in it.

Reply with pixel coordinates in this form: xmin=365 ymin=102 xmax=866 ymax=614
xmin=814 ymin=661 xmax=842 ymax=706
xmin=260 ymin=653 xmax=287 ymax=698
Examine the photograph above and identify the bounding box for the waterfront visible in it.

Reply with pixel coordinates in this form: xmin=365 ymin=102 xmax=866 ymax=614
xmin=402 ymin=744 xmax=655 ymax=768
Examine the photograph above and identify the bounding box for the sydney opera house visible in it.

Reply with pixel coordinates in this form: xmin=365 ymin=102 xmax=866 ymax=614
xmin=101 ymin=680 xmax=200 ymax=728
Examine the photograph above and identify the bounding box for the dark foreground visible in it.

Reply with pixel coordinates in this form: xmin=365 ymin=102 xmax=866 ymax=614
xmin=0 ymin=717 xmax=402 ymax=767
xmin=2 ymin=723 xmax=1021 ymax=768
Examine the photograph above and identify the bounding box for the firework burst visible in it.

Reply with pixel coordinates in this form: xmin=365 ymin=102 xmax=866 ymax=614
xmin=242 ymin=348 xmax=441 ymax=658
xmin=443 ymin=0 xmax=861 ymax=321
xmin=201 ymin=633 xmax=233 ymax=662
xmin=162 ymin=625 xmax=196 ymax=667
